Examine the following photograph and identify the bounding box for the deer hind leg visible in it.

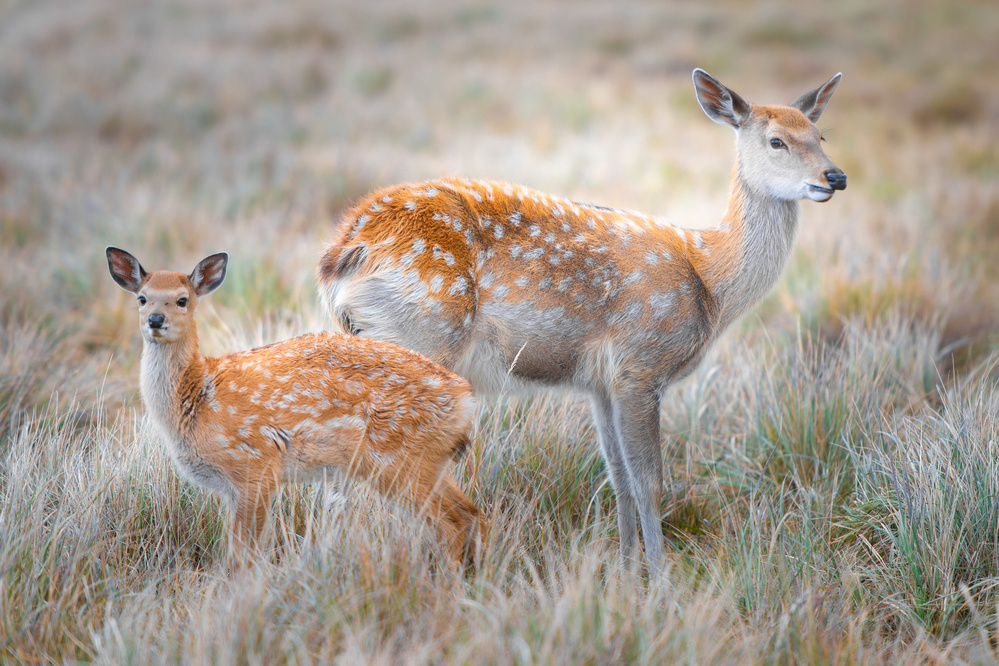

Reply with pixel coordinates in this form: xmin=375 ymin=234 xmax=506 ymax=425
xmin=370 ymin=452 xmax=484 ymax=566
xmin=425 ymin=472 xmax=485 ymax=565
xmin=609 ymin=381 xmax=667 ymax=574
xmin=591 ymin=392 xmax=640 ymax=569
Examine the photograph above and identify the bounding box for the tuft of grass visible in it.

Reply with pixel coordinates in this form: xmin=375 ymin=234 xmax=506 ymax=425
xmin=838 ymin=366 xmax=999 ymax=635
xmin=0 ymin=318 xmax=72 ymax=442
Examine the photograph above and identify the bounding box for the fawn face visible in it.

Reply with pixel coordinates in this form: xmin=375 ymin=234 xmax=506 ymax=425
xmin=134 ymin=273 xmax=198 ymax=344
xmin=107 ymin=247 xmax=228 ymax=344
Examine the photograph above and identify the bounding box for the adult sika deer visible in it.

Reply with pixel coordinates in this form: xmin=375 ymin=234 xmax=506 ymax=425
xmin=107 ymin=247 xmax=483 ymax=568
xmin=317 ymin=69 xmax=847 ymax=574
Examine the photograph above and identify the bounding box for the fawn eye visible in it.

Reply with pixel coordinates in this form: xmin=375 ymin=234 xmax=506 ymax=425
xmin=177 ymin=297 xmax=188 ymax=307
xmin=769 ymin=138 xmax=786 ymax=150
xmin=138 ymin=296 xmax=147 ymax=305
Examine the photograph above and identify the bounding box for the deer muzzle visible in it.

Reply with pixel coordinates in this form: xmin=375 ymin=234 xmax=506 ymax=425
xmin=825 ymin=168 xmax=847 ymax=191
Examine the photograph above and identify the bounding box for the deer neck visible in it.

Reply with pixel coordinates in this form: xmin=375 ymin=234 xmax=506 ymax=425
xmin=139 ymin=325 xmax=206 ymax=435
xmin=694 ymin=165 xmax=800 ymax=332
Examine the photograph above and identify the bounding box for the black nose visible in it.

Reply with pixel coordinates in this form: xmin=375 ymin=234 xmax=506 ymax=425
xmin=148 ymin=314 xmax=166 ymax=329
xmin=825 ymin=169 xmax=847 ymax=191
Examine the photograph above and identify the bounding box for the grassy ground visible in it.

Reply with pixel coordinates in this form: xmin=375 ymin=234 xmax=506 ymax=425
xmin=2 ymin=0 xmax=999 ymax=662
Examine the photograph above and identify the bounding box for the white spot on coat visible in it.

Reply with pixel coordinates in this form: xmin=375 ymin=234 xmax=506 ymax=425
xmin=649 ymin=290 xmax=677 ymax=316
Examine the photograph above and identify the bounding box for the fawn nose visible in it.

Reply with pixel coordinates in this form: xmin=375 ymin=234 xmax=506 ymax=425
xmin=825 ymin=169 xmax=847 ymax=191
xmin=148 ymin=313 xmax=166 ymax=329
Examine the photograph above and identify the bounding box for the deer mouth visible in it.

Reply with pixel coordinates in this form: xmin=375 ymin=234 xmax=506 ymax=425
xmin=146 ymin=325 xmax=170 ymax=339
xmin=806 ymin=183 xmax=834 ymax=202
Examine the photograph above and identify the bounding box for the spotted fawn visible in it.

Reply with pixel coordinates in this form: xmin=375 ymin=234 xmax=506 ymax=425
xmin=316 ymin=69 xmax=847 ymax=573
xmin=107 ymin=247 xmax=484 ymax=568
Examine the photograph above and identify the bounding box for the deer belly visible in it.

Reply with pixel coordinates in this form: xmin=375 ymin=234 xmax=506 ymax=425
xmin=454 ymin=319 xmax=586 ymax=394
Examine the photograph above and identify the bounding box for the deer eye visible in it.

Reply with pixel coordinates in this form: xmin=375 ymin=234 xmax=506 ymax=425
xmin=177 ymin=297 xmax=188 ymax=307
xmin=138 ymin=295 xmax=147 ymax=305
xmin=770 ymin=138 xmax=786 ymax=150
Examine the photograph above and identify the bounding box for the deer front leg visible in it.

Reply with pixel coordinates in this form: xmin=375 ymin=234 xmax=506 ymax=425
xmin=611 ymin=382 xmax=667 ymax=575
xmin=591 ymin=392 xmax=640 ymax=570
xmin=228 ymin=482 xmax=275 ymax=571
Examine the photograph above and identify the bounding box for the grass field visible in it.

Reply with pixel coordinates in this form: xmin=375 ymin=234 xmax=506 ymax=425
xmin=2 ymin=0 xmax=999 ymax=662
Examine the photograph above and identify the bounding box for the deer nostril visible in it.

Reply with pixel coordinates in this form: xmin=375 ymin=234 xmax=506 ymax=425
xmin=148 ymin=314 xmax=166 ymax=329
xmin=825 ymin=169 xmax=847 ymax=191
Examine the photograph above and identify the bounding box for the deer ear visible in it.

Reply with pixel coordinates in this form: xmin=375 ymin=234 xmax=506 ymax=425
xmin=190 ymin=252 xmax=228 ymax=297
xmin=106 ymin=246 xmax=147 ymax=293
xmin=693 ymin=68 xmax=752 ymax=130
xmin=789 ymin=73 xmax=842 ymax=123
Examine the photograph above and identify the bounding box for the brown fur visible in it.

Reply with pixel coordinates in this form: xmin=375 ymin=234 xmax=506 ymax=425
xmin=316 ymin=70 xmax=847 ymax=573
xmin=107 ymin=247 xmax=484 ymax=569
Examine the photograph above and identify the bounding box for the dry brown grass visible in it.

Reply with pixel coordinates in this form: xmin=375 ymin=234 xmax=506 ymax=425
xmin=2 ymin=0 xmax=999 ymax=662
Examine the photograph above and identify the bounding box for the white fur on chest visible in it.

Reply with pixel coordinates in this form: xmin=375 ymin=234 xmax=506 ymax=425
xmin=146 ymin=415 xmax=238 ymax=503
xmin=140 ymin=344 xmax=238 ymax=503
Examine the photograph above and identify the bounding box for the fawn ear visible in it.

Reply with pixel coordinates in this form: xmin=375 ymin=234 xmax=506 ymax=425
xmin=106 ymin=247 xmax=147 ymax=293
xmin=789 ymin=73 xmax=842 ymax=123
xmin=190 ymin=252 xmax=228 ymax=297
xmin=693 ymin=68 xmax=752 ymax=130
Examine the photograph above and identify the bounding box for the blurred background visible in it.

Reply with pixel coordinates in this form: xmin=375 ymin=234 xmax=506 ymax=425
xmin=1 ymin=0 xmax=997 ymax=413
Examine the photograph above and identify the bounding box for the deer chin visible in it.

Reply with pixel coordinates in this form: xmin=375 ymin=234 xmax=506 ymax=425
xmin=805 ymin=183 xmax=834 ymax=202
